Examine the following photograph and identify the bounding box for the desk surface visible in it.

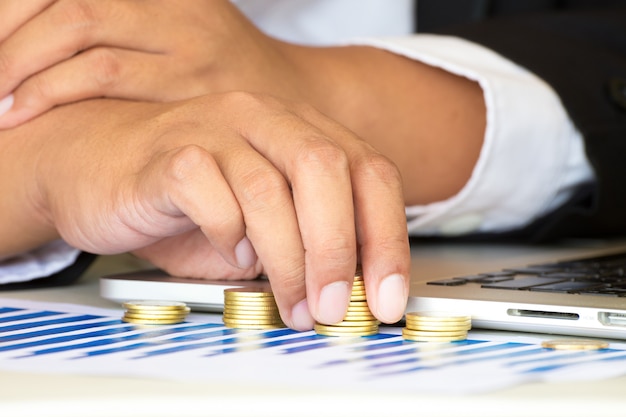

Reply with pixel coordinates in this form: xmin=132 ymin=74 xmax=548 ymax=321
xmin=2 ymin=242 xmax=626 ymax=417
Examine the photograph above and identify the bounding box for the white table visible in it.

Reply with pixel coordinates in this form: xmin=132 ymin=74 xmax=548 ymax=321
xmin=2 ymin=243 xmax=626 ymax=417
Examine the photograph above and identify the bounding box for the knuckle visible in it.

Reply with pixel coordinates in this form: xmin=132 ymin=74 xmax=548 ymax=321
xmin=85 ymin=48 xmax=122 ymax=90
xmin=26 ymin=74 xmax=57 ymax=103
xmin=163 ymin=144 xmax=213 ymax=184
xmin=355 ymin=152 xmax=402 ymax=186
xmin=238 ymin=167 xmax=289 ymax=211
xmin=277 ymin=263 xmax=306 ymax=292
xmin=56 ymin=0 xmax=98 ymax=24
xmin=314 ymin=235 xmax=356 ymax=265
xmin=0 ymin=50 xmax=16 ymax=83
xmin=54 ymin=0 xmax=100 ymax=44
xmin=220 ymin=91 xmax=268 ymax=112
xmin=296 ymin=139 xmax=348 ymax=173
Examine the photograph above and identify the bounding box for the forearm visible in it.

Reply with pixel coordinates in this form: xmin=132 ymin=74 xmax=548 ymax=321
xmin=0 ymin=114 xmax=58 ymax=257
xmin=282 ymin=43 xmax=486 ymax=206
xmin=0 ymin=99 xmax=147 ymax=258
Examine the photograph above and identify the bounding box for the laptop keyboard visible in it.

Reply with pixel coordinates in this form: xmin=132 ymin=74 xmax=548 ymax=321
xmin=427 ymin=250 xmax=626 ymax=297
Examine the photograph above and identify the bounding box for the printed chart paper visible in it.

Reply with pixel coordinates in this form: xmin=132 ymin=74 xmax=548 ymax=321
xmin=1 ymin=298 xmax=626 ymax=394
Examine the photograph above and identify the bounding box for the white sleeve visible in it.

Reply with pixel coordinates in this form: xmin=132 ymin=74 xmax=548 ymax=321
xmin=0 ymin=240 xmax=81 ymax=285
xmin=348 ymin=34 xmax=595 ymax=236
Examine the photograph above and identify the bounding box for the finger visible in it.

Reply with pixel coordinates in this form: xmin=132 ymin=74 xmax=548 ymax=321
xmin=217 ymin=136 xmax=312 ymax=330
xmin=124 ymin=144 xmax=256 ymax=270
xmin=350 ymin=152 xmax=410 ymax=323
xmin=133 ymin=229 xmax=262 ymax=281
xmin=299 ymin=110 xmax=411 ymax=324
xmin=227 ymin=96 xmax=360 ymax=327
xmin=0 ymin=48 xmax=179 ymax=129
xmin=0 ymin=0 xmax=172 ymax=98
xmin=0 ymin=0 xmax=55 ymax=41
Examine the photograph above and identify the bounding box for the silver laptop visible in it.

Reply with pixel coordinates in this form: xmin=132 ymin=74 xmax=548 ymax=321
xmin=100 ymin=240 xmax=626 ymax=340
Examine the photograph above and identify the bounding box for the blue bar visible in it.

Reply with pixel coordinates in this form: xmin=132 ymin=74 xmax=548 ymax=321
xmin=0 ymin=320 xmax=121 ymax=343
xmin=0 ymin=325 xmax=134 ymax=352
xmin=208 ymin=333 xmax=324 ymax=355
xmin=326 ymin=339 xmax=483 ymax=366
xmin=375 ymin=343 xmax=540 ymax=376
xmin=137 ymin=328 xmax=296 ymax=358
xmin=83 ymin=325 xmax=240 ymax=357
xmin=0 ymin=307 xmax=22 ymax=314
xmin=369 ymin=341 xmax=527 ymax=370
xmin=0 ymin=311 xmax=64 ymax=326
xmin=282 ymin=333 xmax=395 ymax=355
xmin=21 ymin=323 xmax=221 ymax=357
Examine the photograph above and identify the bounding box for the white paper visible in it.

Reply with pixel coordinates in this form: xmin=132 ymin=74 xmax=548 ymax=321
xmin=1 ymin=298 xmax=625 ymax=394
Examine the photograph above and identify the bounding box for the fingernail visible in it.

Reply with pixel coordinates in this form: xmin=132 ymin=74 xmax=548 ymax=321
xmin=376 ymin=274 xmax=407 ymax=323
xmin=0 ymin=95 xmax=14 ymax=117
xmin=234 ymin=236 xmax=256 ymax=269
xmin=290 ymin=299 xmax=315 ymax=331
xmin=317 ymin=280 xmax=350 ymax=324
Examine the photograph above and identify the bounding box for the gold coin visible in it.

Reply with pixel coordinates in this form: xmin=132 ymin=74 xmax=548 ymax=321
xmin=405 ymin=317 xmax=472 ymax=327
xmin=123 ymin=312 xmax=188 ymax=320
xmin=222 ymin=313 xmax=282 ymax=321
xmin=122 ymin=300 xmax=188 ymax=311
xmin=223 ymin=317 xmax=284 ymax=325
xmin=325 ymin=319 xmax=380 ymax=328
xmin=224 ymin=303 xmax=277 ymax=310
xmin=347 ymin=301 xmax=370 ymax=308
xmin=405 ymin=323 xmax=471 ymax=332
xmin=224 ymin=302 xmax=278 ymax=311
xmin=223 ymin=322 xmax=286 ymax=330
xmin=223 ymin=305 xmax=279 ymax=313
xmin=541 ymin=339 xmax=610 ymax=350
xmin=401 ymin=328 xmax=467 ymax=338
xmin=314 ymin=323 xmax=378 ymax=333
xmin=224 ymin=288 xmax=275 ymax=298
xmin=401 ymin=330 xmax=467 ymax=342
xmin=224 ymin=297 xmax=277 ymax=303
xmin=224 ymin=296 xmax=276 ymax=303
xmin=122 ymin=317 xmax=185 ymax=325
xmin=315 ymin=328 xmax=378 ymax=337
xmin=405 ymin=311 xmax=471 ymax=322
xmin=223 ymin=297 xmax=278 ymax=305
xmin=342 ymin=311 xmax=377 ymax=320
xmin=223 ymin=311 xmax=279 ymax=317
xmin=343 ymin=307 xmax=374 ymax=315
xmin=124 ymin=306 xmax=190 ymax=314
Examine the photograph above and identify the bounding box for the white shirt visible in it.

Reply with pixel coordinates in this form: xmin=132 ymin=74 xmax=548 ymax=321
xmin=0 ymin=0 xmax=594 ymax=284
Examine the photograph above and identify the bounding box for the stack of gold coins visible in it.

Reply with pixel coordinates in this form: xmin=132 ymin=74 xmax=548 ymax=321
xmin=223 ymin=287 xmax=285 ymax=330
xmin=402 ymin=311 xmax=471 ymax=342
xmin=122 ymin=300 xmax=190 ymax=325
xmin=314 ymin=271 xmax=379 ymax=337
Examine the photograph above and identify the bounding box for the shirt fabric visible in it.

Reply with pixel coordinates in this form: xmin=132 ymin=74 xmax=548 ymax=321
xmin=0 ymin=0 xmax=594 ymax=284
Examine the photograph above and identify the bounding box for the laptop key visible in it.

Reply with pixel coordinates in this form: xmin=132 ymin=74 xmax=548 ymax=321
xmin=529 ymin=281 xmax=608 ymax=293
xmin=477 ymin=275 xmax=516 ymax=283
xmin=426 ymin=279 xmax=468 ymax=286
xmin=504 ymin=266 xmax=564 ymax=275
xmin=481 ymin=276 xmax=568 ymax=290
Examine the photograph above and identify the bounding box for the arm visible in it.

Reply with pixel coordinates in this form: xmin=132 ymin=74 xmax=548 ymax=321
xmin=0 ymin=94 xmax=411 ymax=329
xmin=431 ymin=5 xmax=626 ymax=239
xmin=0 ymin=0 xmax=486 ymax=207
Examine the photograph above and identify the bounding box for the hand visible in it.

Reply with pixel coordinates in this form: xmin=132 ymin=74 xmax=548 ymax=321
xmin=24 ymin=93 xmax=410 ymax=330
xmin=0 ymin=0 xmax=487 ymax=208
xmin=0 ymin=0 xmax=296 ymax=128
